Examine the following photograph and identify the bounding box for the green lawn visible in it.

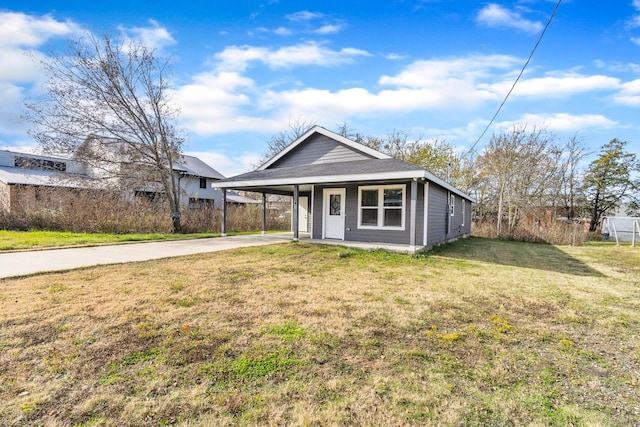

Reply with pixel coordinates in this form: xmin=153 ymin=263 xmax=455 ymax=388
xmin=0 ymin=237 xmax=638 ymax=426
xmin=0 ymin=230 xmax=223 ymax=251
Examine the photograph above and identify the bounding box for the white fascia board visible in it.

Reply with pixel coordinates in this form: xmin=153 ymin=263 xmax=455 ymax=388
xmin=216 ymin=166 xmax=476 ymax=203
xmin=215 ymin=170 xmax=425 ymax=189
xmin=258 ymin=125 xmax=390 ymax=170
xmin=424 ymin=170 xmax=475 ymax=203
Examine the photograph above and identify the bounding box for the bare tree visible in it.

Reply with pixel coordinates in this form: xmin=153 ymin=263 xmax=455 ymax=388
xmin=25 ymin=33 xmax=186 ymax=232
xmin=476 ymin=125 xmax=561 ymax=236
xmin=557 ymin=134 xmax=589 ymax=220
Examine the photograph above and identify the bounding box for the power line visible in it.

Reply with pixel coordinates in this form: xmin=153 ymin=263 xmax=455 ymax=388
xmin=467 ymin=0 xmax=563 ymax=155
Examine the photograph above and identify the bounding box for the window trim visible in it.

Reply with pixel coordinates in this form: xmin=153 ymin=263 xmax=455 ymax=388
xmin=461 ymin=199 xmax=465 ymax=226
xmin=199 ymin=178 xmax=207 ymax=189
xmin=450 ymin=194 xmax=455 ymax=216
xmin=357 ymin=184 xmax=406 ymax=230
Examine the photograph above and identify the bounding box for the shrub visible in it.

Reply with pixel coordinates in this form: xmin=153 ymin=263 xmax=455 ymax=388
xmin=472 ymin=219 xmax=587 ymax=246
xmin=0 ymin=187 xmax=290 ymax=234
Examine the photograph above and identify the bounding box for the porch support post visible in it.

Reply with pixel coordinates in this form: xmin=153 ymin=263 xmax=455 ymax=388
xmin=221 ymin=189 xmax=227 ymax=237
xmin=409 ymin=179 xmax=417 ymax=251
xmin=261 ymin=192 xmax=267 ymax=235
xmin=292 ymin=185 xmax=299 ymax=242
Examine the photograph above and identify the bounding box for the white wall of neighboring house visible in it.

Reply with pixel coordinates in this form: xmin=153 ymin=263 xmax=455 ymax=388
xmin=0 ymin=146 xmax=241 ymax=212
xmin=180 ymin=175 xmax=222 ymax=208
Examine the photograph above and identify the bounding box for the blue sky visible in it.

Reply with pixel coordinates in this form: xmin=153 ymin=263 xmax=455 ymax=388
xmin=1 ymin=0 xmax=640 ymax=176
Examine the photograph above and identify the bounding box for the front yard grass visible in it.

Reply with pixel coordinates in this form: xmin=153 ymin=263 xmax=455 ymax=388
xmin=0 ymin=230 xmax=222 ymax=251
xmin=0 ymin=238 xmax=638 ymax=425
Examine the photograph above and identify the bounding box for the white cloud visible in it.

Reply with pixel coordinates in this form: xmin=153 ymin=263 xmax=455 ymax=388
xmin=120 ymin=20 xmax=176 ymax=51
xmin=630 ymin=0 xmax=640 ymax=28
xmin=315 ymin=24 xmax=342 ymax=35
xmin=173 ymin=49 xmax=628 ymax=143
xmin=476 ymin=4 xmax=543 ymax=34
xmin=613 ymin=78 xmax=640 ymax=105
xmin=281 ymin=10 xmax=344 ymax=35
xmin=496 ymin=113 xmax=618 ymax=132
xmin=262 ymin=85 xmax=493 ymax=118
xmin=286 ymin=11 xmax=323 ymax=22
xmin=274 ymin=26 xmax=292 ymax=36
xmin=383 ymin=53 xmax=407 ymax=60
xmin=487 ymin=73 xmax=621 ymax=98
xmin=0 ymin=12 xmax=82 ymax=83
xmin=379 ymin=54 xmax=520 ymax=88
xmin=185 ymin=150 xmax=260 ymax=177
xmin=0 ymin=12 xmax=83 ymax=137
xmin=214 ymin=42 xmax=370 ymax=72
xmin=174 ymin=71 xmax=258 ymax=133
xmin=0 ymin=11 xmax=82 ymax=48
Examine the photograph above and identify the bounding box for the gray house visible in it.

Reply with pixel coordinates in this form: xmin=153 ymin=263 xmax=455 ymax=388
xmin=215 ymin=126 xmax=473 ymax=252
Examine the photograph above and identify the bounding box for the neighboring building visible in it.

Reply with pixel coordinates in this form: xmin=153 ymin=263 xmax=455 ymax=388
xmin=0 ymin=147 xmax=252 ymax=213
xmin=215 ymin=125 xmax=474 ymax=252
xmin=0 ymin=149 xmax=96 ymax=212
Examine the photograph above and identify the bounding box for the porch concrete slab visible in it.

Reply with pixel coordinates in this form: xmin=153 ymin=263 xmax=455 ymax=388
xmin=306 ymin=238 xmax=421 ymax=254
xmin=0 ymin=233 xmax=292 ymax=279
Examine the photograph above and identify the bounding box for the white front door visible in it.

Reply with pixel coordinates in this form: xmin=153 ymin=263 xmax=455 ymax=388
xmin=323 ymin=188 xmax=345 ymax=240
xmin=298 ymin=196 xmax=309 ymax=232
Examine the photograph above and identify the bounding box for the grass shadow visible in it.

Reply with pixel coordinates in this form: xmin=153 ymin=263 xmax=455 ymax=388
xmin=427 ymin=237 xmax=605 ymax=277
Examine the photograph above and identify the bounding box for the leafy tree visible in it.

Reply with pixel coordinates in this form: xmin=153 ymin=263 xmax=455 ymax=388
xmin=357 ymin=129 xmax=476 ymax=192
xmin=582 ymin=138 xmax=639 ymax=231
xmin=25 ymin=33 xmax=186 ymax=232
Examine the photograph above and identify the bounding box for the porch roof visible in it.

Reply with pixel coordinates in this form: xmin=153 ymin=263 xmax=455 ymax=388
xmin=215 ymin=158 xmax=475 ymax=202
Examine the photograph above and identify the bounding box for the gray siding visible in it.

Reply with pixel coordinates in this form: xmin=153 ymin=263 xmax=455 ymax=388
xmin=313 ymin=182 xmax=419 ymax=245
xmin=426 ymin=184 xmax=447 ymax=245
xmin=313 ymin=181 xmax=471 ymax=247
xmin=312 ymin=187 xmax=323 ymax=239
xmin=449 ymin=194 xmax=465 ymax=238
xmin=462 ymin=199 xmax=472 ymax=235
xmin=0 ymin=151 xmax=12 ymax=167
xmin=416 ymin=182 xmax=425 ymax=246
xmin=272 ymin=134 xmax=375 ymax=168
xmin=452 ymin=197 xmax=471 ymax=236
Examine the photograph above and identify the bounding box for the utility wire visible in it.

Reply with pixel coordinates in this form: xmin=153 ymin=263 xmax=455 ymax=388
xmin=467 ymin=0 xmax=563 ymax=155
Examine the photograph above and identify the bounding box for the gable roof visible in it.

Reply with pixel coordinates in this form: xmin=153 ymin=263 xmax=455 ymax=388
xmin=176 ymin=155 xmax=225 ymax=180
xmin=0 ymin=149 xmax=94 ymax=188
xmin=77 ymin=136 xmax=225 ymax=180
xmin=258 ymin=125 xmax=391 ymax=170
xmin=0 ymin=166 xmax=95 ymax=188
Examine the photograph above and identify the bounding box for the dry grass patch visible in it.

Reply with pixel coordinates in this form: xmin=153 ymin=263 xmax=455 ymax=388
xmin=0 ymin=238 xmax=639 ymax=426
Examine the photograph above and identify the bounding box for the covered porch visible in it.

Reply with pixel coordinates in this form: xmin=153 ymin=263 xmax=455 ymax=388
xmin=216 ymin=183 xmax=312 ymax=242
xmin=214 ymin=174 xmax=426 ymax=253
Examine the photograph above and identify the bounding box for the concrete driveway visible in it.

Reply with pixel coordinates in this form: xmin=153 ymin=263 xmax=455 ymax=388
xmin=0 ymin=233 xmax=292 ymax=279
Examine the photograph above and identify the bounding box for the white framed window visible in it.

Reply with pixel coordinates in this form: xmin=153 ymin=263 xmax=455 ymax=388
xmin=358 ymin=184 xmax=406 ymax=230
xmin=450 ymin=194 xmax=455 ymax=216
xmin=461 ymin=199 xmax=465 ymax=226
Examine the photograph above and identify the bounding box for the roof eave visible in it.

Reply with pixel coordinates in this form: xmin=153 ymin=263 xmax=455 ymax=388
xmin=216 ymin=169 xmax=475 ymax=202
xmin=215 ymin=170 xmax=425 ymax=189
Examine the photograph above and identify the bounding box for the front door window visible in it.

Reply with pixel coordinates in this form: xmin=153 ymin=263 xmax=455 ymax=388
xmin=330 ymin=194 xmax=341 ymax=216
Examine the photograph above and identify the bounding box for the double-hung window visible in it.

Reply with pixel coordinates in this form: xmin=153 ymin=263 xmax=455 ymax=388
xmin=358 ymin=185 xmax=405 ymax=229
